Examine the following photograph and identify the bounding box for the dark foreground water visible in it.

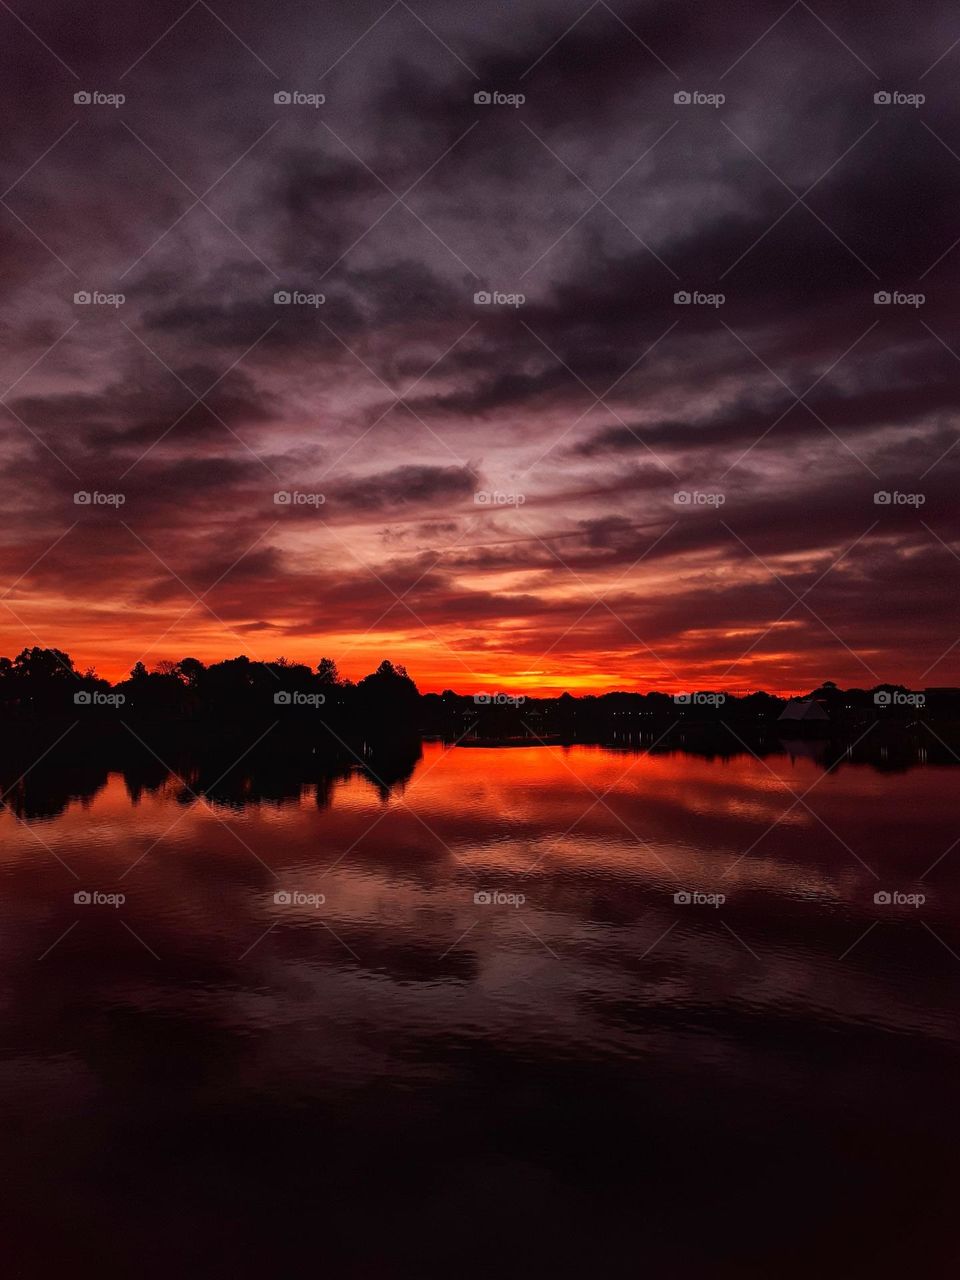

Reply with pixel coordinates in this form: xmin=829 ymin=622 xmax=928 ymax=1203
xmin=2 ymin=736 xmax=959 ymax=1277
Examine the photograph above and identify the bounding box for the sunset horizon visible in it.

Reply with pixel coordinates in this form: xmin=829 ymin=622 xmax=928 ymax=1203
xmin=0 ymin=633 xmax=945 ymax=696
xmin=2 ymin=0 xmax=957 ymax=701
xmin=3 ymin=1 xmax=958 ymax=1275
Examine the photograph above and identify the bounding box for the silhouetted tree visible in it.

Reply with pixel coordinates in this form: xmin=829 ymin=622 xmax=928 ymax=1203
xmin=357 ymin=660 xmax=419 ymax=725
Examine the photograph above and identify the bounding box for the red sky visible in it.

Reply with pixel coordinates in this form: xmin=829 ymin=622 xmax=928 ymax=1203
xmin=1 ymin=0 xmax=958 ymax=694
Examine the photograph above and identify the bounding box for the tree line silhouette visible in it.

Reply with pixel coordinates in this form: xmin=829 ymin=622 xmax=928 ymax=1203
xmin=0 ymin=648 xmax=418 ymax=724
xmin=0 ymin=648 xmax=952 ymax=741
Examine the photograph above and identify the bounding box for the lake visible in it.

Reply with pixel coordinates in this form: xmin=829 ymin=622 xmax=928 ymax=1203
xmin=2 ymin=736 xmax=958 ymax=1276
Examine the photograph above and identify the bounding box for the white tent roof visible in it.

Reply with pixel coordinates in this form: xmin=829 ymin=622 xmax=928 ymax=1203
xmin=778 ymin=699 xmax=830 ymax=722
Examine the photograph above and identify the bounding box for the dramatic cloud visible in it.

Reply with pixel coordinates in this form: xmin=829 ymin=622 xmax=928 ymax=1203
xmin=1 ymin=0 xmax=958 ymax=689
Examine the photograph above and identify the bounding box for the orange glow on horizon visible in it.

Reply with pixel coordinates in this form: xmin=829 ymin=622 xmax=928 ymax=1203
xmin=0 ymin=618 xmax=825 ymax=697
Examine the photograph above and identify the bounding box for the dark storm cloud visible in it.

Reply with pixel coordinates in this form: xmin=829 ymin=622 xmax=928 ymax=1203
xmin=324 ymin=463 xmax=478 ymax=513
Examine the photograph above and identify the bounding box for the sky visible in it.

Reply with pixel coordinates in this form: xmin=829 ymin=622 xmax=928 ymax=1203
xmin=1 ymin=0 xmax=959 ymax=693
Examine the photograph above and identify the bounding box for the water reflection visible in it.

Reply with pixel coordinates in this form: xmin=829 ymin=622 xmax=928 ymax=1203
xmin=0 ymin=734 xmax=425 ymax=821
xmin=1 ymin=738 xmax=959 ymax=1275
xmin=0 ymin=726 xmax=950 ymax=823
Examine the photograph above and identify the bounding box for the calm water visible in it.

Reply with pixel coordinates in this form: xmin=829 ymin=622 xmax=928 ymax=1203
xmin=2 ymin=738 xmax=959 ymax=1276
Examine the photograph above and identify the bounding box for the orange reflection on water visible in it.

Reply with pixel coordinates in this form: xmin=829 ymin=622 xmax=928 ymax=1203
xmin=0 ymin=740 xmax=949 ymax=920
